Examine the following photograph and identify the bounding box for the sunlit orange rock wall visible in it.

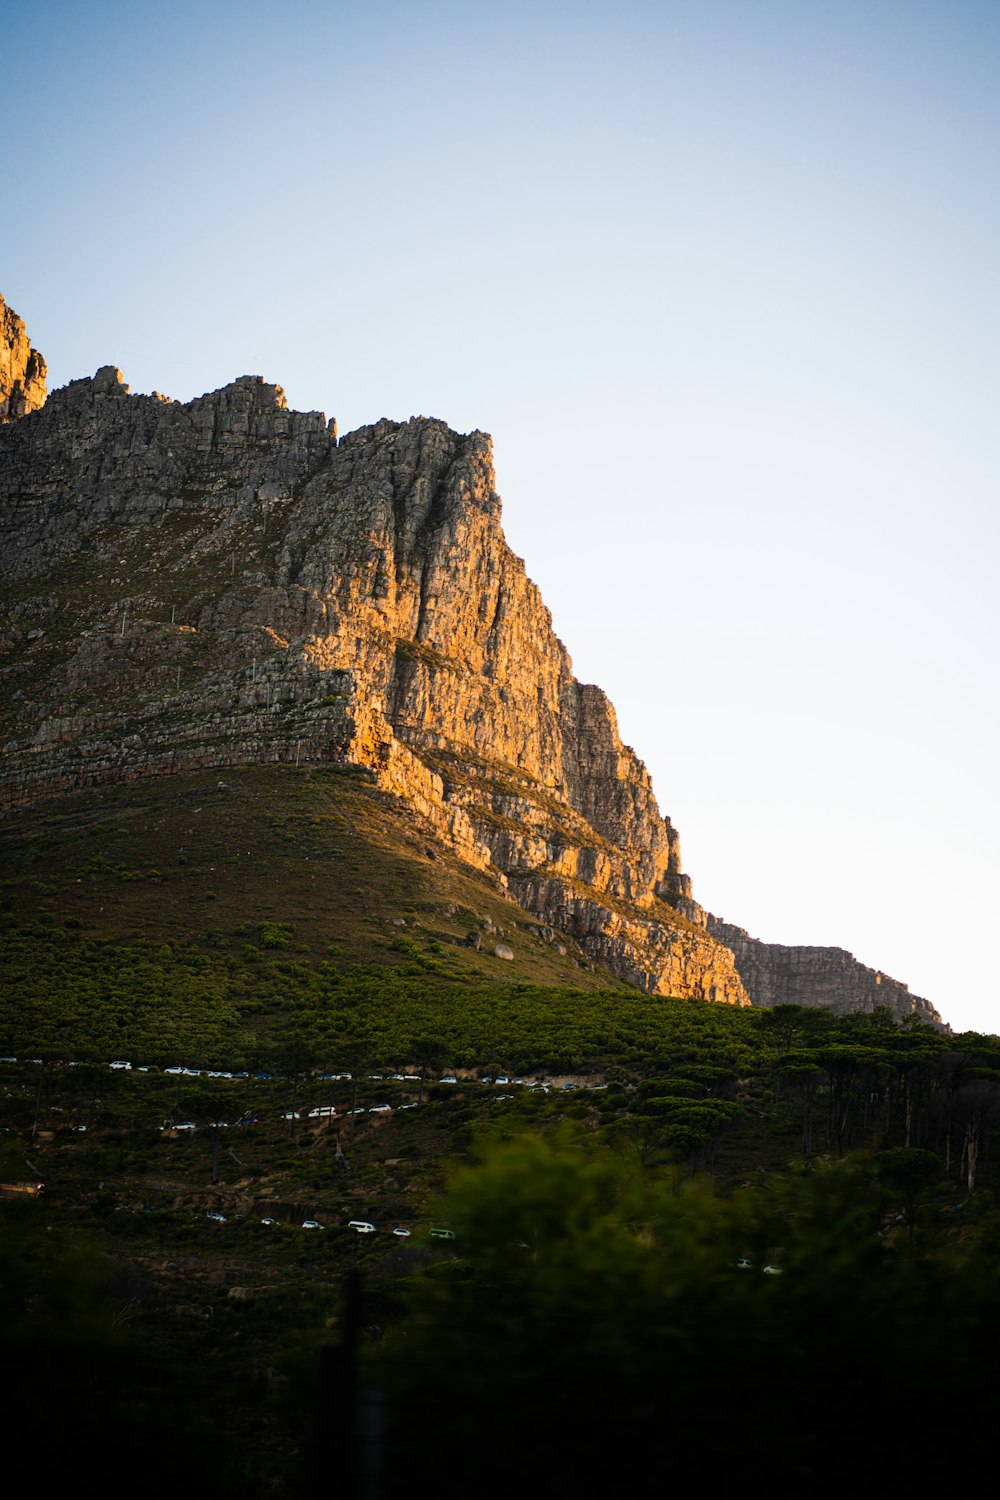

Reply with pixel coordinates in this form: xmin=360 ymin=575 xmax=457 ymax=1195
xmin=0 ymin=359 xmax=747 ymax=1002
xmin=0 ymin=294 xmax=46 ymax=423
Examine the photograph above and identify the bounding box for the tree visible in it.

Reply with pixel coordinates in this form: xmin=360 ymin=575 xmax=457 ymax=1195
xmin=875 ymin=1146 xmax=941 ymax=1242
xmin=372 ymin=1130 xmax=1000 ymax=1496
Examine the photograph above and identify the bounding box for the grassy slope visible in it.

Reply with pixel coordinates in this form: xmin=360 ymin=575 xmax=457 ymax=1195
xmin=0 ymin=762 xmax=629 ymax=985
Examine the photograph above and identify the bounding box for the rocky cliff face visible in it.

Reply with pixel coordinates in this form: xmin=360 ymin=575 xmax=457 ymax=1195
xmin=0 ymin=303 xmax=944 ymax=1023
xmin=706 ymin=916 xmax=946 ymax=1028
xmin=0 ymin=353 xmax=746 ymax=1003
xmin=1 ymin=295 xmax=47 ymax=422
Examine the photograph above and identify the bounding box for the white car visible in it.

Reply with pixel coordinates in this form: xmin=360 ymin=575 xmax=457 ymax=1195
xmin=347 ymin=1220 xmax=376 ymax=1234
xmin=302 ymin=1219 xmax=325 ymax=1230
xmin=109 ymin=1060 xmax=132 ymax=1070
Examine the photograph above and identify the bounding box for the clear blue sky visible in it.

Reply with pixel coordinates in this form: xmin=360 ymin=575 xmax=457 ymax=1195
xmin=6 ymin=1 xmax=998 ymax=1031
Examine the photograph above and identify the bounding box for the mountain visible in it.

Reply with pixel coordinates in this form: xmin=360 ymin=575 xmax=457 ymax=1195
xmin=706 ymin=916 xmax=943 ymax=1028
xmin=0 ymin=296 xmax=945 ymax=1026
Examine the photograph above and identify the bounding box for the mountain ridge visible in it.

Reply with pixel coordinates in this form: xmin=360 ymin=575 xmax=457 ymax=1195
xmin=0 ymin=296 xmax=945 ymax=1027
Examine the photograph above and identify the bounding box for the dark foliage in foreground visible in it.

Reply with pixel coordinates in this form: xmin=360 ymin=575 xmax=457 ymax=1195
xmin=372 ymin=1130 xmax=1000 ymax=1496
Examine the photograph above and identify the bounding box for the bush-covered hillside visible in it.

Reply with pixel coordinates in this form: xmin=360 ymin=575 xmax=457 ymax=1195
xmin=3 ymin=767 xmax=1000 ymax=1496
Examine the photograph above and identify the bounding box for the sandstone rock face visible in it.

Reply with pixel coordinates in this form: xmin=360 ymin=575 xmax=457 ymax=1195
xmin=0 ymin=295 xmax=47 ymax=422
xmin=0 ymin=317 xmax=944 ymax=1023
xmin=706 ymin=916 xmax=946 ymax=1029
xmin=0 ymin=356 xmax=747 ymax=1004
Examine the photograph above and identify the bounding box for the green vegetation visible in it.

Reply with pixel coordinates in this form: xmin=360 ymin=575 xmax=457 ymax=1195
xmin=376 ymin=1128 xmax=1000 ymax=1495
xmin=3 ymin=766 xmax=1000 ymax=1495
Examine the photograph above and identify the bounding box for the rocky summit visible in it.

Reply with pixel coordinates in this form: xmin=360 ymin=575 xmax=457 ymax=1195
xmin=0 ymin=297 xmax=944 ymax=1024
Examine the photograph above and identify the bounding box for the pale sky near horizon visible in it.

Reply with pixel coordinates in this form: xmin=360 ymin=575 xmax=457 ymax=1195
xmin=5 ymin=0 xmax=998 ymax=1032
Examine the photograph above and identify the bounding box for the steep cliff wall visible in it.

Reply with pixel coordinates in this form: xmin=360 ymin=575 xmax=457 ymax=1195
xmin=0 ymin=360 xmax=747 ymax=1004
xmin=0 ymin=294 xmax=47 ymax=422
xmin=706 ymin=916 xmax=946 ymax=1028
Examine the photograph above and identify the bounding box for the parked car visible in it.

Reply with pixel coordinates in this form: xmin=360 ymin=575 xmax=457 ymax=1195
xmin=348 ymin=1220 xmax=376 ymax=1234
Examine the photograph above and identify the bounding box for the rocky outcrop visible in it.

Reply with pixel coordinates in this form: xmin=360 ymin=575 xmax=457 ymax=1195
xmin=0 ymin=295 xmax=47 ymax=422
xmin=0 ymin=358 xmax=747 ymax=1004
xmin=0 ymin=309 xmax=944 ymax=1022
xmin=706 ymin=916 xmax=946 ymax=1029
